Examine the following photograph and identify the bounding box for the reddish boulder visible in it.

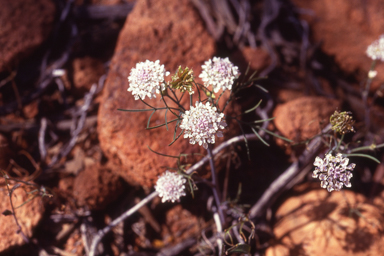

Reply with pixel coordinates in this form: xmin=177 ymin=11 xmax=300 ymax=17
xmin=292 ymin=0 xmax=384 ymax=89
xmin=73 ymin=164 xmax=123 ymax=210
xmin=0 ymin=0 xmax=55 ymax=72
xmin=273 ymin=96 xmax=339 ymax=142
xmin=160 ymin=205 xmax=203 ymax=247
xmin=72 ymin=56 xmax=105 ymax=92
xmin=0 ymin=183 xmax=44 ymax=252
xmin=97 ymin=0 xmax=218 ymax=188
xmin=266 ymin=189 xmax=384 ymax=256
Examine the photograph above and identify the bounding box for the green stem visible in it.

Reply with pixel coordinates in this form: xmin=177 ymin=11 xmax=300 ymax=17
xmin=335 ymin=133 xmax=345 ymax=152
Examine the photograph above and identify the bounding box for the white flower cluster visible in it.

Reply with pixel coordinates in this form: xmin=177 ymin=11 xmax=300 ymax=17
xmin=155 ymin=171 xmax=186 ymax=203
xmin=366 ymin=35 xmax=384 ymax=61
xmin=312 ymin=153 xmax=356 ymax=192
xmin=180 ymin=101 xmax=227 ymax=149
xmin=199 ymin=57 xmax=240 ymax=93
xmin=127 ymin=60 xmax=170 ymax=100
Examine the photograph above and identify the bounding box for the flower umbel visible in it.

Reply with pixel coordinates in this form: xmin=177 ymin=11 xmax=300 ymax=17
xmin=180 ymin=101 xmax=227 ymax=149
xmin=199 ymin=57 xmax=240 ymax=93
xmin=155 ymin=171 xmax=186 ymax=203
xmin=366 ymin=35 xmax=384 ymax=61
xmin=127 ymin=60 xmax=170 ymax=100
xmin=330 ymin=110 xmax=355 ymax=134
xmin=312 ymin=153 xmax=356 ymax=192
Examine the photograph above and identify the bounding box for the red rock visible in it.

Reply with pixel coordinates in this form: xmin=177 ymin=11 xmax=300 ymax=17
xmin=160 ymin=205 xmax=203 ymax=247
xmin=273 ymin=96 xmax=340 ymax=141
xmin=72 ymin=56 xmax=105 ymax=93
xmin=0 ymin=0 xmax=55 ymax=72
xmin=0 ymin=182 xmax=44 ymax=252
xmin=231 ymin=46 xmax=271 ymax=74
xmin=97 ymin=0 xmax=219 ymax=188
xmin=73 ymin=164 xmax=123 ymax=210
xmin=266 ymin=189 xmax=384 ymax=256
xmin=292 ymin=0 xmax=384 ymax=90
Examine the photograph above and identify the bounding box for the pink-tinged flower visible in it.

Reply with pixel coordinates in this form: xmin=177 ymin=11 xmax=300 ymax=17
xmin=199 ymin=57 xmax=240 ymax=93
xmin=312 ymin=153 xmax=356 ymax=192
xmin=127 ymin=60 xmax=170 ymax=100
xmin=155 ymin=171 xmax=186 ymax=203
xmin=180 ymin=101 xmax=227 ymax=149
xmin=366 ymin=35 xmax=384 ymax=61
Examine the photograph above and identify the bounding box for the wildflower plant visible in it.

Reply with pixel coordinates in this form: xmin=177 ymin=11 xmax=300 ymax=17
xmin=120 ymin=56 xmax=269 ymax=236
xmin=307 ymin=35 xmax=384 ymax=192
xmin=90 ymin=40 xmax=384 ymax=256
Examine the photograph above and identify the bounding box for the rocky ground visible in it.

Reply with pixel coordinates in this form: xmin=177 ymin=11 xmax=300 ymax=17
xmin=1 ymin=0 xmax=384 ymax=255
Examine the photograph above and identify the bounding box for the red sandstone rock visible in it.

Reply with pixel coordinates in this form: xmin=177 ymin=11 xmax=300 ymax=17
xmin=0 ymin=0 xmax=55 ymax=72
xmin=292 ymin=0 xmax=384 ymax=90
xmin=273 ymin=96 xmax=339 ymax=141
xmin=0 ymin=183 xmax=44 ymax=252
xmin=73 ymin=164 xmax=123 ymax=210
xmin=97 ymin=0 xmax=220 ymax=188
xmin=72 ymin=56 xmax=105 ymax=93
xmin=160 ymin=205 xmax=203 ymax=247
xmin=231 ymin=46 xmax=271 ymax=74
xmin=266 ymin=189 xmax=384 ymax=256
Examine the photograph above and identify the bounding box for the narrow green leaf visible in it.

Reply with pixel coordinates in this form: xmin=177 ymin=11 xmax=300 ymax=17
xmin=258 ymin=126 xmax=293 ymax=143
xmin=165 ymin=108 xmax=169 ymax=131
xmin=244 ymin=63 xmax=250 ymax=76
xmin=227 ymin=244 xmax=251 ymax=254
xmin=147 ymin=110 xmax=156 ymax=129
xmin=251 ymin=127 xmax=269 ymax=146
xmin=169 ymin=130 xmax=184 ymax=146
xmin=344 ymin=153 xmax=380 ymax=164
xmin=244 ymin=100 xmax=262 ymax=114
xmin=253 ymin=116 xmax=275 ymax=123
xmin=248 ymin=70 xmax=258 ymax=81
xmin=15 ymin=195 xmax=38 ymax=209
xmin=117 ymin=108 xmax=165 ymax=112
xmin=147 ymin=146 xmax=180 ymax=159
xmin=255 ymin=84 xmax=268 ymax=93
xmin=146 ymin=118 xmax=178 ymax=130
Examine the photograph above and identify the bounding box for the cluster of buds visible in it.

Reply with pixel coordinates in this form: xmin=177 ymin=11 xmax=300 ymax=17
xmin=312 ymin=153 xmax=356 ymax=192
xmin=330 ymin=110 xmax=355 ymax=134
xmin=168 ymin=66 xmax=194 ymax=95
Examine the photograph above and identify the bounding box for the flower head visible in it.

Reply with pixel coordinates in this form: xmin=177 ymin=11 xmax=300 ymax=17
xmin=127 ymin=60 xmax=170 ymax=100
xmin=312 ymin=153 xmax=356 ymax=192
xmin=155 ymin=171 xmax=186 ymax=203
xmin=199 ymin=57 xmax=240 ymax=93
xmin=180 ymin=101 xmax=227 ymax=149
xmin=366 ymin=35 xmax=384 ymax=61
